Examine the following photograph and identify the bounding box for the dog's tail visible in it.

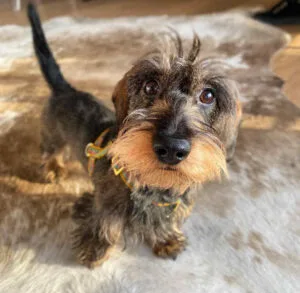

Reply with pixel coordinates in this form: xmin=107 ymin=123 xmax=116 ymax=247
xmin=27 ymin=3 xmax=73 ymax=93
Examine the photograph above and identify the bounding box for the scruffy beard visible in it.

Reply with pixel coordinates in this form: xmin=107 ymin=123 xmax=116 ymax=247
xmin=108 ymin=119 xmax=227 ymax=194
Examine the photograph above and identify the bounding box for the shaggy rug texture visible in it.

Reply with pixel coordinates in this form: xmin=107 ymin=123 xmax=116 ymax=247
xmin=0 ymin=10 xmax=299 ymax=293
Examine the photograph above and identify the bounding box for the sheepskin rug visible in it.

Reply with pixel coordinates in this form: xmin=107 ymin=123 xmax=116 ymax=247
xmin=0 ymin=10 xmax=299 ymax=293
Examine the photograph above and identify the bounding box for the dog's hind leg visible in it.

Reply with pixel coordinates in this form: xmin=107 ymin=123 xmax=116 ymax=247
xmin=40 ymin=112 xmax=68 ymax=183
xmin=72 ymin=192 xmax=120 ymax=268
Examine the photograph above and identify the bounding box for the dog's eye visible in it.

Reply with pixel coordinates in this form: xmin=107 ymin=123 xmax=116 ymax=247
xmin=144 ymin=80 xmax=159 ymax=96
xmin=198 ymin=89 xmax=215 ymax=105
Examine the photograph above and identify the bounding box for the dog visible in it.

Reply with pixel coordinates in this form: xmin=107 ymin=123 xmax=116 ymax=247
xmin=28 ymin=3 xmax=242 ymax=268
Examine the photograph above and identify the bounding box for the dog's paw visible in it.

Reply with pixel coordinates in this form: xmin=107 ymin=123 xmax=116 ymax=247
xmin=153 ymin=236 xmax=187 ymax=260
xmin=41 ymin=154 xmax=68 ymax=183
xmin=72 ymin=226 xmax=112 ymax=269
xmin=77 ymin=246 xmax=112 ymax=269
xmin=44 ymin=167 xmax=67 ymax=183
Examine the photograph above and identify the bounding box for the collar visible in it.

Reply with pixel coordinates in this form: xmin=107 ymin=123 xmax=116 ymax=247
xmin=85 ymin=128 xmax=182 ymax=213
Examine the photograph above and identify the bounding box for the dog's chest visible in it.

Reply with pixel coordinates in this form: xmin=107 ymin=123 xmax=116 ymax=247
xmin=129 ymin=188 xmax=192 ymax=228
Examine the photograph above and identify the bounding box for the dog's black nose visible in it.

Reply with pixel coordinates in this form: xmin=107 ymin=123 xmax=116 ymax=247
xmin=153 ymin=135 xmax=191 ymax=165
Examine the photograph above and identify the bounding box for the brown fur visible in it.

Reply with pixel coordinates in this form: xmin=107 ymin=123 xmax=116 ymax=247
xmin=112 ymin=77 xmax=130 ymax=127
xmin=153 ymin=233 xmax=187 ymax=260
xmin=42 ymin=151 xmax=68 ymax=183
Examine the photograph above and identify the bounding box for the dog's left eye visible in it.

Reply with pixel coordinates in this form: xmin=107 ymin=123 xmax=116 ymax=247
xmin=197 ymin=88 xmax=215 ymax=105
xmin=144 ymin=80 xmax=160 ymax=96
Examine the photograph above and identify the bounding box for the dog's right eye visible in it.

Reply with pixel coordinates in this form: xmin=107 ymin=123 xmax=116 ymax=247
xmin=197 ymin=88 xmax=216 ymax=105
xmin=144 ymin=80 xmax=160 ymax=97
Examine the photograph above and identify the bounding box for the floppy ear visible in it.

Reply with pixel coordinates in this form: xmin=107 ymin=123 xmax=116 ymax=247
xmin=112 ymin=74 xmax=129 ymax=128
xmin=226 ymin=100 xmax=242 ymax=162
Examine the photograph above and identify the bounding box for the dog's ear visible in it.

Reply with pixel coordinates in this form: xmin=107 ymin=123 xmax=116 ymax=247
xmin=112 ymin=74 xmax=129 ymax=127
xmin=225 ymin=100 xmax=242 ymax=162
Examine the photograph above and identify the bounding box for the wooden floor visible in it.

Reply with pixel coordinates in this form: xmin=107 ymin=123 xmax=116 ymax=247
xmin=0 ymin=0 xmax=299 ymax=106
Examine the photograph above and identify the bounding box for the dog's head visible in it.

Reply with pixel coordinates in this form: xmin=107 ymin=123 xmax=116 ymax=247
xmin=109 ymin=34 xmax=242 ymax=193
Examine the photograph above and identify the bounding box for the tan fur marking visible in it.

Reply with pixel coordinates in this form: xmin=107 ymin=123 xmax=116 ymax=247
xmin=78 ymin=246 xmax=114 ymax=269
xmin=112 ymin=76 xmax=129 ymax=127
xmin=43 ymin=152 xmax=67 ymax=183
xmin=153 ymin=236 xmax=186 ymax=259
xmin=108 ymin=127 xmax=227 ymax=193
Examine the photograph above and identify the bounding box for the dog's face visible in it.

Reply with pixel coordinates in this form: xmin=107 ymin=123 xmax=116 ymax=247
xmin=109 ymin=35 xmax=242 ymax=193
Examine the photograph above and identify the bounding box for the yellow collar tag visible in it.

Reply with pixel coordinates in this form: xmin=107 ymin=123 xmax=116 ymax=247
xmin=85 ymin=129 xmax=132 ymax=191
xmin=85 ymin=128 xmax=111 ymax=176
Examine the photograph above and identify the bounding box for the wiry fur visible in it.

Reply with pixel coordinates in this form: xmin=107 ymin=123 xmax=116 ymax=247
xmin=108 ymin=118 xmax=227 ymax=193
xmin=27 ymin=3 xmax=241 ymax=268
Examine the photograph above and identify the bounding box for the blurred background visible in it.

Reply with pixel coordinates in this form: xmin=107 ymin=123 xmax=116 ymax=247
xmin=0 ymin=0 xmax=298 ymax=106
xmin=0 ymin=0 xmax=298 ymax=26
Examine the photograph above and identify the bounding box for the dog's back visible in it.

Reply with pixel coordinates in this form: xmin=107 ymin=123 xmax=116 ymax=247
xmin=27 ymin=4 xmax=115 ymax=165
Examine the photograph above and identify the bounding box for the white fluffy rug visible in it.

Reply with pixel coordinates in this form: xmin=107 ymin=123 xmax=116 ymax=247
xmin=0 ymin=10 xmax=300 ymax=293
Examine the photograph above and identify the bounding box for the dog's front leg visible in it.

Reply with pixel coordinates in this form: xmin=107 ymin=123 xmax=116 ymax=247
xmin=71 ymin=192 xmax=120 ymax=268
xmin=152 ymin=230 xmax=187 ymax=260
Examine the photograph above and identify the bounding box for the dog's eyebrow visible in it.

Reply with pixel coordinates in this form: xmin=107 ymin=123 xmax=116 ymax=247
xmin=132 ymin=53 xmax=164 ymax=72
xmin=138 ymin=30 xmax=202 ymax=69
xmin=195 ymin=58 xmax=231 ymax=83
xmin=202 ymin=75 xmax=227 ymax=84
xmin=197 ymin=57 xmax=232 ymax=73
xmin=167 ymin=27 xmax=184 ymax=58
xmin=143 ymin=57 xmax=163 ymax=70
xmin=188 ymin=34 xmax=201 ymax=62
xmin=166 ymin=29 xmax=201 ymax=62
